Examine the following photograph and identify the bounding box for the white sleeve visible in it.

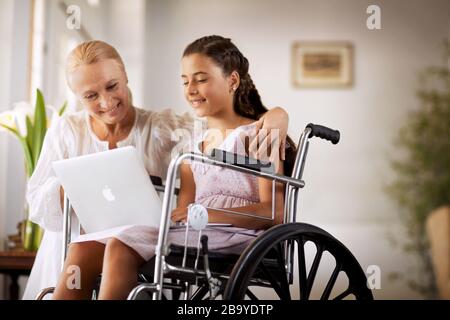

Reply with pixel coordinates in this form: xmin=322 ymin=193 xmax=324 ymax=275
xmin=148 ymin=109 xmax=194 ymax=179
xmin=26 ymin=118 xmax=71 ymax=232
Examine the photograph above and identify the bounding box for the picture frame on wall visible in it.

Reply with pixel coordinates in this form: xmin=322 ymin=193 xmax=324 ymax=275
xmin=291 ymin=41 xmax=354 ymax=88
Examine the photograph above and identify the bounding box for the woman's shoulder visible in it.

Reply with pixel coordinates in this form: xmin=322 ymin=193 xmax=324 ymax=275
xmin=48 ymin=109 xmax=85 ymax=134
xmin=55 ymin=110 xmax=87 ymax=134
xmin=60 ymin=108 xmax=88 ymax=124
xmin=40 ymin=110 xmax=86 ymax=151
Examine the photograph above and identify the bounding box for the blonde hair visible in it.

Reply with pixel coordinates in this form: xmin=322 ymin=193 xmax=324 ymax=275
xmin=66 ymin=40 xmax=126 ymax=75
xmin=66 ymin=40 xmax=132 ymax=103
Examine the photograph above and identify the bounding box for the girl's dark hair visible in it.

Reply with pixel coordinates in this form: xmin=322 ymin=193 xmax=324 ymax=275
xmin=183 ymin=35 xmax=297 ymax=176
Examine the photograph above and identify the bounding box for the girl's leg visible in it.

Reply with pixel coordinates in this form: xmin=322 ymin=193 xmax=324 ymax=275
xmin=53 ymin=241 xmax=105 ymax=300
xmin=97 ymin=237 xmax=145 ymax=300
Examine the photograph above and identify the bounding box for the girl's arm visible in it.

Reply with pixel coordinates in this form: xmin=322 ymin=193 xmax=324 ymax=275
xmin=171 ymin=160 xmax=285 ymax=230
xmin=172 ymin=162 xmax=196 ymax=213
xmin=205 ymin=161 xmax=285 ymax=229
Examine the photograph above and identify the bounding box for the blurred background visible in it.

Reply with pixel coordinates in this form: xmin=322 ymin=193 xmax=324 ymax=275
xmin=0 ymin=0 xmax=449 ymax=299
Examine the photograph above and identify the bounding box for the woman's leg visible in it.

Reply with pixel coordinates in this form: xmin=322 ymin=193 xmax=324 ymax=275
xmin=53 ymin=241 xmax=105 ymax=300
xmin=97 ymin=237 xmax=145 ymax=300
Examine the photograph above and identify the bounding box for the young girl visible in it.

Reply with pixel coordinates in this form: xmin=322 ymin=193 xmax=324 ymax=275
xmin=46 ymin=38 xmax=292 ymax=300
xmin=172 ymin=35 xmax=296 ymax=233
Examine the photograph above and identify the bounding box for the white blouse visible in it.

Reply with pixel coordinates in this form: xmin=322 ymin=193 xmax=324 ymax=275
xmin=22 ymin=107 xmax=194 ymax=299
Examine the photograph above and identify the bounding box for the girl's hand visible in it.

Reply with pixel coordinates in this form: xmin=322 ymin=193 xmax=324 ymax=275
xmin=249 ymin=106 xmax=289 ymax=164
xmin=171 ymin=207 xmax=188 ymax=223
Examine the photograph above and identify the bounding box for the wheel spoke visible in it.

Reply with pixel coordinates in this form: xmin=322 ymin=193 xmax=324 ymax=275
xmin=260 ymin=261 xmax=290 ymax=300
xmin=275 ymin=243 xmax=291 ymax=300
xmin=296 ymin=237 xmax=308 ymax=300
xmin=190 ymin=283 xmax=209 ymax=300
xmin=246 ymin=288 xmax=259 ymax=300
xmin=320 ymin=263 xmax=341 ymax=300
xmin=306 ymin=244 xmax=323 ymax=299
xmin=333 ymin=288 xmax=352 ymax=300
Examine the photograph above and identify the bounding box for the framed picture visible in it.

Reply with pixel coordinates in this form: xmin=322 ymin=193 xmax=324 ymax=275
xmin=291 ymin=41 xmax=353 ymax=88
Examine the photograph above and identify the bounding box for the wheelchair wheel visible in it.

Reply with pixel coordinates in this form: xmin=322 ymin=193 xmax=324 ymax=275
xmin=223 ymin=223 xmax=373 ymax=300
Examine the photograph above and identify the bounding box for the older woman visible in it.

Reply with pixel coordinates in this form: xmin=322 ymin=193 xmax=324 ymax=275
xmin=22 ymin=40 xmax=289 ymax=299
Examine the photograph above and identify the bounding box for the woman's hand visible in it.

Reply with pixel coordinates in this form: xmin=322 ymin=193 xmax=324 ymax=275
xmin=249 ymin=106 xmax=289 ymax=165
xmin=171 ymin=207 xmax=188 ymax=223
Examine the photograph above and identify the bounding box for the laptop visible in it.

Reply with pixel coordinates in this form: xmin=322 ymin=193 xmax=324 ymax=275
xmin=52 ymin=146 xmax=162 ymax=234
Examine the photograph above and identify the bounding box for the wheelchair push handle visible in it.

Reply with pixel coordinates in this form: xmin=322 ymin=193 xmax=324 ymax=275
xmin=306 ymin=123 xmax=340 ymax=145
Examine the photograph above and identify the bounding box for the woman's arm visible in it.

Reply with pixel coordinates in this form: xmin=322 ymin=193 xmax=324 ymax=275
xmin=149 ymin=109 xmax=194 ymax=179
xmin=26 ymin=119 xmax=69 ymax=232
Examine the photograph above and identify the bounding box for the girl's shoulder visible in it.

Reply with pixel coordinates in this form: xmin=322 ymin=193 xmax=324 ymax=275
xmin=233 ymin=119 xmax=259 ymax=138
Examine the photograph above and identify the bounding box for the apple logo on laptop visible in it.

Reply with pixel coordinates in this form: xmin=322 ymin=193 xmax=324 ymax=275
xmin=102 ymin=185 xmax=116 ymax=202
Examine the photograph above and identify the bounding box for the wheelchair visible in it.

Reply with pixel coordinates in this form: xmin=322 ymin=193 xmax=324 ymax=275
xmin=36 ymin=123 xmax=373 ymax=301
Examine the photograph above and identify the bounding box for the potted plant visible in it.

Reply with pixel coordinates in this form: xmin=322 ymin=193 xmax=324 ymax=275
xmin=388 ymin=42 xmax=449 ymax=298
xmin=0 ymin=89 xmax=66 ymax=251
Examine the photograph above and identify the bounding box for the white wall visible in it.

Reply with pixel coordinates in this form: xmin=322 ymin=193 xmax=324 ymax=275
xmin=0 ymin=0 xmax=14 ymax=249
xmin=103 ymin=0 xmax=146 ymax=108
xmin=0 ymin=0 xmax=15 ymax=299
xmin=4 ymin=0 xmax=32 ymax=237
xmin=2 ymin=0 xmax=34 ymax=300
xmin=143 ymin=0 xmax=450 ymax=299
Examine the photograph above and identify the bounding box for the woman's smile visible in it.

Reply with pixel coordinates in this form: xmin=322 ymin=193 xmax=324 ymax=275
xmin=100 ymin=102 xmax=121 ymax=115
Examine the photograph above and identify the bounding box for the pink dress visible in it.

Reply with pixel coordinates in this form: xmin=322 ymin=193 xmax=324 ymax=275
xmin=72 ymin=122 xmax=263 ymax=260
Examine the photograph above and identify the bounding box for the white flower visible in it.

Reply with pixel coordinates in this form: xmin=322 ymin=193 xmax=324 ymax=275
xmin=0 ymin=110 xmax=18 ymax=133
xmin=12 ymin=101 xmax=34 ymax=136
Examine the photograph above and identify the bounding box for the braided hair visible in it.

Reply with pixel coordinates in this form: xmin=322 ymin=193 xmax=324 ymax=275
xmin=183 ymin=35 xmax=296 ymax=175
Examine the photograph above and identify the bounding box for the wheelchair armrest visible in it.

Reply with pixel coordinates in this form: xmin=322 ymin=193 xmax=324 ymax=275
xmin=150 ymin=175 xmax=163 ymax=186
xmin=209 ymin=149 xmax=275 ymax=174
xmin=149 ymin=175 xmax=179 ymax=195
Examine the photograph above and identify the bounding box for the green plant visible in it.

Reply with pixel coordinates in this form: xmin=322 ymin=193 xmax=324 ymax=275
xmin=387 ymin=42 xmax=450 ymax=298
xmin=0 ymin=89 xmax=66 ymax=251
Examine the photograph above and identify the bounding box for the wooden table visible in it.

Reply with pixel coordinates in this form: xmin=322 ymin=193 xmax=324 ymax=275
xmin=0 ymin=251 xmax=36 ymax=300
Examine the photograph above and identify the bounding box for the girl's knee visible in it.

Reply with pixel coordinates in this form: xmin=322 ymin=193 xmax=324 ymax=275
xmin=105 ymin=238 xmax=144 ymax=265
xmin=105 ymin=237 xmax=128 ymax=254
